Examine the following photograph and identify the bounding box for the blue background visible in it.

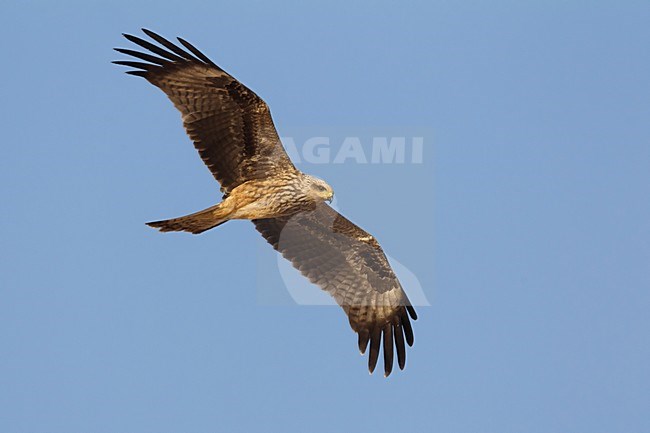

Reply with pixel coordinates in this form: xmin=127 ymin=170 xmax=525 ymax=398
xmin=1 ymin=1 xmax=649 ymax=432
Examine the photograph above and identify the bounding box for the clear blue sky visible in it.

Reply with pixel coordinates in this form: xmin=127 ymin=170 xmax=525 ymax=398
xmin=1 ymin=1 xmax=649 ymax=432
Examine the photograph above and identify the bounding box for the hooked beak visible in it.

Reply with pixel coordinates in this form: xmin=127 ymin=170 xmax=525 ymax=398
xmin=327 ymin=193 xmax=334 ymax=204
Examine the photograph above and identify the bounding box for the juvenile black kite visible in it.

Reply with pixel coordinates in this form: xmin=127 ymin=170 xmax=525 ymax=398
xmin=114 ymin=29 xmax=417 ymax=376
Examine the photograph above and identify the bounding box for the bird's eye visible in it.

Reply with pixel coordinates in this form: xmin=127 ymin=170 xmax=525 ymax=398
xmin=316 ymin=185 xmax=326 ymax=191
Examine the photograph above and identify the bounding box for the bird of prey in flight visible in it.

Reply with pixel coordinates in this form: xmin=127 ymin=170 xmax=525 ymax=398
xmin=114 ymin=29 xmax=417 ymax=376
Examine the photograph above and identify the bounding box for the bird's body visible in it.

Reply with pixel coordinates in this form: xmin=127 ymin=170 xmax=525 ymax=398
xmin=115 ymin=29 xmax=417 ymax=376
xmin=148 ymin=174 xmax=332 ymax=233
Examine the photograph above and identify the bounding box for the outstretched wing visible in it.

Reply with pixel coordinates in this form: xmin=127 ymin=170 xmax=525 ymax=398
xmin=113 ymin=29 xmax=297 ymax=194
xmin=254 ymin=203 xmax=417 ymax=376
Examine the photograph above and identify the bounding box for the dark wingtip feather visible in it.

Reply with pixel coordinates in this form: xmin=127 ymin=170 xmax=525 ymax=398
xmin=368 ymin=328 xmax=381 ymax=374
xmin=358 ymin=330 xmax=370 ymax=355
xmin=114 ymin=48 xmax=168 ymax=66
xmin=125 ymin=70 xmax=148 ymax=77
xmin=394 ymin=320 xmax=407 ymax=370
xmin=112 ymin=59 xmax=149 ymax=77
xmin=112 ymin=60 xmax=155 ymax=70
xmin=123 ymin=33 xmax=145 ymax=46
xmin=123 ymin=31 xmax=185 ymax=62
xmin=383 ymin=324 xmax=394 ymax=377
xmin=140 ymin=28 xmax=195 ymax=60
xmin=402 ymin=312 xmax=414 ymax=347
xmin=177 ymin=37 xmax=217 ymax=67
xmin=407 ymin=305 xmax=418 ymax=320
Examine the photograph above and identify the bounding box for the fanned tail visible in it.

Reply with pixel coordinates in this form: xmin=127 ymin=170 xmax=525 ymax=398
xmin=146 ymin=203 xmax=229 ymax=234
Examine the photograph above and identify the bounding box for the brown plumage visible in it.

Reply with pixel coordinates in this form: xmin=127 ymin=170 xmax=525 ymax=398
xmin=114 ymin=29 xmax=417 ymax=376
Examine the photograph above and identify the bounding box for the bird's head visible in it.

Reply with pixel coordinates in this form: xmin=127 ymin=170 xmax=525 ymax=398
xmin=304 ymin=175 xmax=334 ymax=203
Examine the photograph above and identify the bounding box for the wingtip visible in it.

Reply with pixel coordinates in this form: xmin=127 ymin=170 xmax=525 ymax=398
xmin=141 ymin=27 xmax=155 ymax=35
xmin=125 ymin=70 xmax=148 ymax=77
xmin=111 ymin=60 xmax=147 ymax=77
xmin=112 ymin=48 xmax=130 ymax=57
xmin=141 ymin=28 xmax=160 ymax=40
xmin=358 ymin=330 xmax=370 ymax=355
xmin=121 ymin=32 xmax=137 ymax=42
xmin=407 ymin=305 xmax=418 ymax=320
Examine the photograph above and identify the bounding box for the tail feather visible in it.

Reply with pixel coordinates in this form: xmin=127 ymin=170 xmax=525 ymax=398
xmin=146 ymin=204 xmax=229 ymax=234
